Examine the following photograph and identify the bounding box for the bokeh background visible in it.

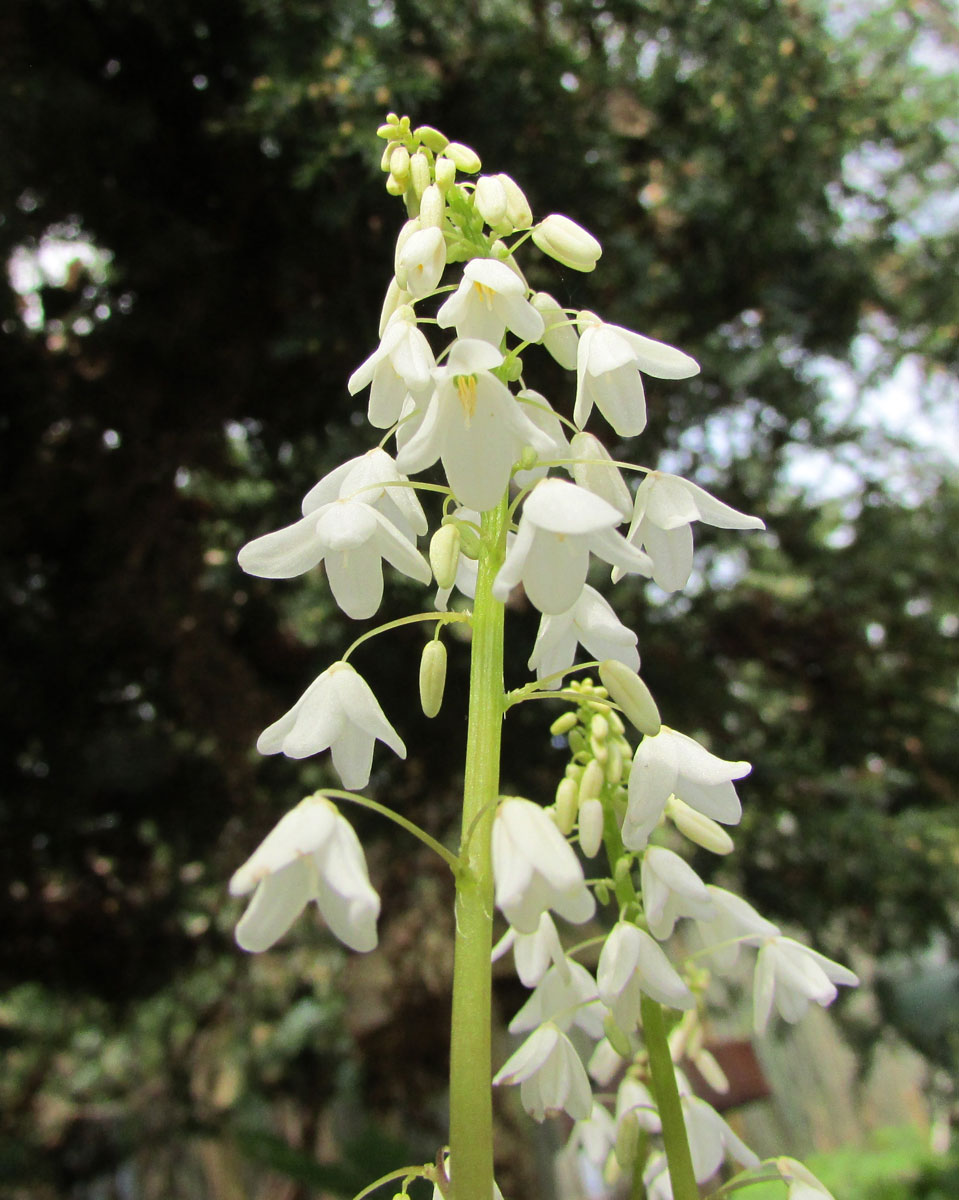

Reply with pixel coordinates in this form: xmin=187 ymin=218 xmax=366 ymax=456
xmin=2 ymin=0 xmax=958 ymax=1196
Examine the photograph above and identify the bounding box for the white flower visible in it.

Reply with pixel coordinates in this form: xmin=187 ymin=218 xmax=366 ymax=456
xmin=531 ymin=292 xmax=579 ymax=370
xmin=347 ymin=306 xmax=435 ymax=429
xmin=574 ymin=313 xmax=699 ymax=437
xmin=641 ymin=845 xmax=714 ymax=940
xmin=616 ymin=1076 xmax=661 ymax=1134
xmin=395 ymin=339 xmax=552 ymax=512
xmin=754 ymin=936 xmax=858 ymax=1034
xmin=492 ymin=479 xmax=652 ymax=615
xmin=437 ymin=258 xmax=544 ymax=346
xmin=620 ymin=471 xmax=764 ymax=592
xmin=694 ymin=886 xmax=781 ymax=974
xmin=682 ymin=1091 xmax=760 ymax=1183
xmin=776 ymin=1157 xmax=836 ymax=1200
xmin=395 ymin=223 xmax=446 ymax=298
xmin=256 ymin=661 xmax=406 ymax=788
xmin=565 ymin=1102 xmax=617 ymax=1176
xmin=493 ymin=1022 xmax=592 ymax=1121
xmin=597 ymin=922 xmax=694 ymax=1028
xmin=509 ymin=960 xmax=605 ymax=1039
xmin=492 ymin=796 xmax=595 ymax=933
xmin=623 ymin=726 xmax=750 ymax=850
xmin=528 ymin=585 xmax=639 ymax=689
xmin=229 ymin=796 xmax=379 ymax=953
xmin=512 ymin=389 xmax=571 ymax=488
xmin=300 ymin=447 xmax=428 ymax=543
xmin=567 ymin=431 xmax=633 ymax=522
xmin=532 ymin=214 xmax=602 ymax=272
xmin=491 ymin=912 xmax=568 ymax=987
xmin=587 ymin=1036 xmax=627 ymax=1086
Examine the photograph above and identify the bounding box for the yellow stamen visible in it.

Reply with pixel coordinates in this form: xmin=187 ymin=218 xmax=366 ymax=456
xmin=455 ymin=374 xmax=478 ymax=422
xmin=472 ymin=280 xmax=496 ymax=309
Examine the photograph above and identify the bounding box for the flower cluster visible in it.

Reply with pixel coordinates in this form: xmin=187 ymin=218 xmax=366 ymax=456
xmin=228 ymin=114 xmax=854 ymax=1200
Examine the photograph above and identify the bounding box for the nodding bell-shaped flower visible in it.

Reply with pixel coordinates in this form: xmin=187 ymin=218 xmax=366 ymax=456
xmin=300 ymin=447 xmax=428 ymax=543
xmin=532 ymin=214 xmax=602 ymax=272
xmin=681 ymin=1087 xmax=760 ymax=1183
xmin=619 ymin=471 xmax=765 ymax=593
xmin=492 ymin=479 xmax=653 ymax=616
xmin=567 ymin=431 xmax=633 ymax=522
xmin=492 ymin=911 xmax=569 ymax=988
xmin=640 ymin=845 xmax=714 ymax=941
xmin=528 ymin=585 xmax=639 ymax=688
xmin=347 ymin=306 xmax=435 ymax=429
xmin=574 ymin=312 xmax=699 ymax=437
xmin=395 ymin=338 xmax=553 ymax=512
xmin=623 ymin=726 xmax=750 ymax=850
xmin=395 ymin=222 xmax=446 ymax=298
xmin=509 ymin=960 xmax=605 ymax=1039
xmin=256 ymin=661 xmax=406 ymax=789
xmin=492 ymin=796 xmax=596 ymax=933
xmin=437 ymin=257 xmax=544 ymax=347
xmin=493 ymin=1021 xmax=593 ymax=1122
xmin=229 ymin=795 xmax=380 ymax=953
xmin=753 ymin=936 xmax=858 ymax=1034
xmin=597 ymin=922 xmax=695 ymax=1028
xmin=694 ymin=885 xmax=781 ymax=974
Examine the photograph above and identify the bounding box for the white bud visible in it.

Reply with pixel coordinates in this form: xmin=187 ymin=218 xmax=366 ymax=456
xmin=389 ymin=145 xmax=411 ymax=182
xmin=474 ymin=174 xmax=509 ymax=227
xmin=531 ymin=213 xmax=602 ymax=272
xmin=579 ymin=758 xmax=605 ymax=804
xmin=554 ymin=776 xmax=579 ymax=834
xmin=666 ymin=795 xmax=735 ymax=855
xmin=434 ymin=155 xmax=457 ymax=193
xmin=429 ymin=523 xmax=460 ymax=590
xmin=419 ymin=182 xmax=444 ymax=228
xmin=409 ymin=150 xmax=431 ymax=200
xmin=579 ymin=796 xmax=604 ymax=858
xmin=419 ymin=640 xmax=448 ymax=719
xmin=443 ymin=141 xmax=482 ymax=173
xmin=414 ymin=124 xmax=449 ymax=154
xmin=498 ymin=173 xmax=533 ymax=229
xmin=599 ymin=660 xmax=661 ymax=737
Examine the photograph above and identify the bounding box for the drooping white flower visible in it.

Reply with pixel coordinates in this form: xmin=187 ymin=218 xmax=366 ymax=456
xmin=509 ymin=960 xmax=605 ymax=1039
xmin=682 ymin=1090 xmax=760 ymax=1183
xmin=229 ymin=795 xmax=379 ymax=953
xmin=493 ymin=1021 xmax=593 ymax=1121
xmin=564 ymin=1101 xmax=617 ymax=1179
xmin=512 ymin=389 xmax=571 ymax=488
xmin=694 ymin=885 xmax=781 ymax=974
xmin=238 ymin=495 xmax=430 ymax=620
xmin=492 ymin=796 xmax=595 ymax=933
xmin=395 ymin=223 xmax=446 ymax=299
xmin=620 ymin=471 xmax=765 ymax=593
xmin=347 ymin=306 xmax=435 ymax=429
xmin=597 ymin=922 xmax=694 ymax=1028
xmin=528 ymin=585 xmax=639 ymax=689
xmin=754 ymin=936 xmax=859 ymax=1034
xmin=300 ymin=447 xmax=428 ymax=543
xmin=574 ymin=312 xmax=699 ymax=437
xmin=395 ymin=339 xmax=552 ymax=512
xmin=587 ymin=1036 xmax=627 ymax=1087
xmin=641 ymin=845 xmax=714 ymax=940
xmin=492 ymin=479 xmax=653 ymax=616
xmin=566 ymin=431 xmax=632 ymax=522
xmin=491 ymin=911 xmax=568 ymax=987
xmin=623 ymin=726 xmax=750 ymax=850
xmin=256 ymin=661 xmax=406 ymax=788
xmin=776 ymin=1157 xmax=837 ymax=1200
xmin=616 ymin=1076 xmax=662 ymax=1135
xmin=437 ymin=257 xmax=544 ymax=346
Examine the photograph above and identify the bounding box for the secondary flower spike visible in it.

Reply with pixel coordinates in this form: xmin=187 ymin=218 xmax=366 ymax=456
xmin=256 ymin=661 xmax=406 ymax=789
xmin=230 ymin=795 xmax=380 ymax=953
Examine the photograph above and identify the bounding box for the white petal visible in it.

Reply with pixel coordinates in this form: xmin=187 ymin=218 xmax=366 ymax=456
xmin=229 ymin=799 xmax=336 ymax=894
xmin=642 ymin=520 xmax=694 ymax=592
xmin=235 ymin=860 xmax=314 ymax=952
xmin=614 ymin=326 xmax=700 ymax=379
xmin=238 ymin=513 xmax=325 ymax=578
xmin=523 ymin=478 xmax=622 ymax=535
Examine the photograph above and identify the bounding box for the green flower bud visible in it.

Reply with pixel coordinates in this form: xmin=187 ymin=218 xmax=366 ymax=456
xmin=590 ymin=734 xmax=608 ymax=763
xmin=414 ymin=124 xmax=449 ymax=153
xmin=531 ymin=213 xmax=602 ymax=272
xmin=578 ymin=796 xmax=604 ymax=858
xmin=599 ymin=660 xmax=661 ymax=737
xmin=565 ymin=762 xmax=584 ymax=782
xmin=549 ymin=711 xmax=578 ymax=737
xmin=590 ymin=713 xmax=609 ymax=742
xmin=666 ymin=795 xmax=735 ymax=855
xmin=554 ymin=776 xmax=579 ymax=834
xmin=614 ymin=1109 xmax=640 ymax=1170
xmin=568 ymin=727 xmax=587 ymax=756
xmin=603 ymin=1012 xmax=633 ymax=1060
xmin=444 ymin=141 xmax=482 ymax=173
xmin=429 ymin=523 xmax=460 ymax=590
xmin=605 ymin=739 xmax=624 ymax=786
xmin=385 ymin=173 xmax=405 ymax=196
xmin=389 ymin=145 xmax=411 ymax=181
xmin=594 ymin=879 xmax=610 ymax=905
xmin=579 ymin=758 xmax=605 ymax=804
xmin=434 ymin=154 xmax=456 ymax=194
xmin=517 ymin=445 xmax=538 ymax=472
xmin=419 ymin=182 xmax=444 ymax=228
xmin=613 ymin=854 xmax=634 ymax=891
xmin=419 ymin=640 xmax=448 ymax=719
xmin=455 ymin=520 xmax=482 ymax=560
xmin=409 ymin=150 xmax=431 ymax=200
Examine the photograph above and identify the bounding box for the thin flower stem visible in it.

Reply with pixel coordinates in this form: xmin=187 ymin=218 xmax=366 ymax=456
xmin=640 ymin=995 xmax=700 ymax=1200
xmin=320 ymin=789 xmax=460 ymax=872
xmin=448 ymin=495 xmax=508 ymax=1200
xmin=342 ymin=611 xmax=470 ymax=662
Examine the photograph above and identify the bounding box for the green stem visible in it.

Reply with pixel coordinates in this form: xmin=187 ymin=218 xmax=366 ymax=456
xmin=447 ymin=497 xmax=508 ymax=1200
xmin=640 ymin=995 xmax=700 ymax=1200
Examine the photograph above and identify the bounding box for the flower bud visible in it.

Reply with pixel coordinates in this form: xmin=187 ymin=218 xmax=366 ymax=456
xmin=590 ymin=713 xmax=609 ymax=742
xmin=605 ymin=739 xmax=624 ymax=787
xmin=419 ymin=182 xmax=444 ymax=229
xmin=550 ymin=711 xmax=578 ymax=737
xmin=604 ymin=1012 xmax=633 ymax=1060
xmin=666 ymin=796 xmax=735 ymax=855
xmin=380 ymin=138 xmax=402 ymax=171
xmin=474 ymin=174 xmax=509 ymax=227
xmin=385 ymin=173 xmax=405 ymax=196
xmin=434 ymin=154 xmax=456 ymax=193
xmin=419 ymin=640 xmax=448 ymax=719
xmin=531 ymin=292 xmax=579 ymax=370
xmin=554 ymin=776 xmax=579 ymax=834
xmin=565 ymin=762 xmax=584 ymax=782
xmin=414 ymin=124 xmax=449 ymax=154
xmin=499 ymin=173 xmax=533 ymax=230
xmin=429 ymin=523 xmax=460 ymax=590
xmin=614 ymin=1109 xmax=640 ymax=1170
xmin=443 ymin=141 xmax=482 ymax=173
xmin=531 ymin=213 xmax=602 ymax=271
xmin=409 ymin=150 xmax=431 ymax=200
xmin=579 ymin=758 xmax=605 ymax=804
xmin=599 ymin=660 xmax=661 ymax=737
xmin=579 ymin=796 xmax=604 ymax=858
xmin=590 ymin=734 xmax=608 ymax=764
xmin=389 ymin=145 xmax=411 ymax=182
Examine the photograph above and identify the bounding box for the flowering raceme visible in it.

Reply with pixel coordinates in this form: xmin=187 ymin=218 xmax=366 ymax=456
xmin=228 ymin=114 xmax=859 ymax=1200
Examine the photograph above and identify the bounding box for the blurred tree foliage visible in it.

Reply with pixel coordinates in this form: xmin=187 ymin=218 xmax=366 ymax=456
xmin=1 ymin=0 xmax=957 ymax=1194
